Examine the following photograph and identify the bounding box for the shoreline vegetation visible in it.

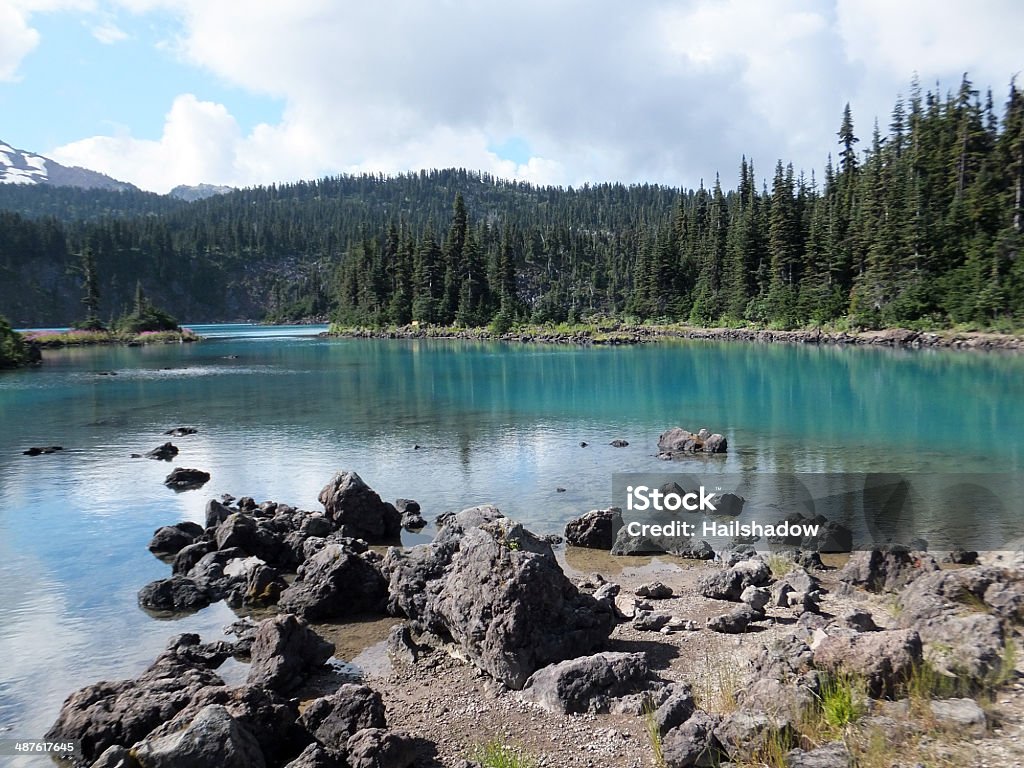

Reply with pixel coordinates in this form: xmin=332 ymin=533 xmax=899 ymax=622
xmin=21 ymin=327 xmax=200 ymax=349
xmin=327 ymin=320 xmax=1024 ymax=351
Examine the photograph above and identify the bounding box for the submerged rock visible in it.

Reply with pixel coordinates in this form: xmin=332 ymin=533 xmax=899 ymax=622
xmin=144 ymin=442 xmax=179 ymax=461
xmin=164 ymin=467 xmax=211 ymax=491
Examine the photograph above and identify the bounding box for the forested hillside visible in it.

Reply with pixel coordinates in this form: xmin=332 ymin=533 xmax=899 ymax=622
xmin=0 ymin=75 xmax=1021 ymax=330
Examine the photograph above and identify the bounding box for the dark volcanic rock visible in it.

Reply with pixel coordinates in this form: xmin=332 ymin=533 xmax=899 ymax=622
xmin=564 ymin=507 xmax=622 ymax=549
xmin=697 ymin=559 xmax=772 ymax=601
xmin=246 ymin=614 xmax=334 ymax=693
xmin=144 ymin=442 xmax=179 ymax=461
xmin=813 ymin=629 xmax=923 ymax=698
xmin=661 ymin=711 xmax=723 ymax=768
xmin=130 ymin=704 xmax=265 ymax=768
xmin=345 ymin=727 xmax=418 ymax=768
xmin=138 ymin=576 xmax=215 ymax=613
xmin=164 ymin=467 xmax=211 ymax=491
xmin=23 ymin=445 xmax=63 ymax=456
xmin=385 ymin=512 xmax=616 ymax=689
xmin=278 ymin=543 xmax=388 ymax=620
xmin=148 ymin=522 xmax=205 ymax=556
xmin=214 ymin=513 xmax=284 ymax=564
xmin=520 ymin=652 xmax=650 ymax=714
xmin=164 ymin=427 xmax=198 ymax=437
xmin=205 ymin=498 xmax=233 ymax=528
xmin=318 ymin=470 xmax=401 ymax=542
xmin=707 ymin=605 xmax=761 ymax=634
xmin=299 ymin=684 xmax=386 ymax=759
xmin=45 ymin=635 xmax=226 ymax=763
xmin=609 ymin=439 xmax=629 ymax=447
xmin=838 ymin=546 xmax=937 ymax=593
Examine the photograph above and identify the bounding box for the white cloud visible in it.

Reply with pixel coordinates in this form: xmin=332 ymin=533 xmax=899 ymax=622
xmin=0 ymin=3 xmax=41 ymax=81
xmin=39 ymin=0 xmax=1024 ymax=192
xmin=90 ymin=19 xmax=126 ymax=43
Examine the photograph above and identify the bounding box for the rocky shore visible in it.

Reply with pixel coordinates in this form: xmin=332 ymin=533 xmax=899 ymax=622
xmin=44 ymin=463 xmax=1024 ymax=768
xmin=328 ymin=323 xmax=1024 ymax=351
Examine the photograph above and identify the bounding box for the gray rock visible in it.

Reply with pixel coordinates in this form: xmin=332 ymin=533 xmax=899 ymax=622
xmin=738 ymin=678 xmax=817 ymax=724
xmin=836 ymin=609 xmax=878 ymax=632
xmin=214 ymin=513 xmax=283 ymax=564
xmin=520 ymin=652 xmax=650 ymax=714
xmin=283 ymin=744 xmax=340 ymax=768
xmin=148 ymin=522 xmax=204 ymax=556
xmin=278 ymin=543 xmax=388 ymax=620
xmin=172 ymin=540 xmax=214 ymax=575
xmin=784 ymin=741 xmax=851 ymax=768
xmin=138 ymin=576 xmax=214 ymax=613
xmin=636 ymin=581 xmax=673 ymax=599
xmin=318 ymin=471 xmax=401 ymax=542
xmin=205 ymin=499 xmax=233 ymax=528
xmin=714 ymin=710 xmax=795 ymax=764
xmin=45 ymin=635 xmax=226 ymax=764
xmin=740 ymin=586 xmax=770 ymax=613
xmin=145 ymin=442 xmax=179 ymax=461
xmin=298 ymin=684 xmax=386 ymax=758
xmin=698 ymin=559 xmax=772 ymax=601
xmin=653 ymin=685 xmax=696 ymax=737
xmin=564 ymin=507 xmax=622 ymax=549
xmin=633 ymin=611 xmax=672 ymax=631
xmin=91 ymin=745 xmax=139 ymax=768
xmin=662 ymin=710 xmax=722 ymax=768
xmin=164 ymin=467 xmax=211 ymax=491
xmin=813 ymin=629 xmax=922 ymax=698
xmin=246 ymin=614 xmax=334 ymax=693
xmin=838 ymin=547 xmax=937 ymax=593
xmin=929 ymin=698 xmax=987 ymax=735
xmin=707 ymin=605 xmax=760 ymax=634
xmin=130 ymin=704 xmax=265 ymax=768
xmin=345 ymin=727 xmax=417 ymax=768
xmin=609 ymin=439 xmax=629 ymax=447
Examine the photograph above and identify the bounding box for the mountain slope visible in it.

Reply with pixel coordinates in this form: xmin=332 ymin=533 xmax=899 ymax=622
xmin=0 ymin=140 xmax=135 ymax=192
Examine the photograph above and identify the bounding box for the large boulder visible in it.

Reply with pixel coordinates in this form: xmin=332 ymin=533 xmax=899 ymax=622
xmin=45 ymin=635 xmax=226 ymax=764
xmin=130 ymin=704 xmax=265 ymax=768
xmin=345 ymin=728 xmax=418 ymax=768
xmin=318 ymin=471 xmax=401 ymax=542
xmin=278 ymin=543 xmax=388 ymax=620
xmin=385 ymin=513 xmax=615 ymax=689
xmin=812 ymin=629 xmax=923 ymax=698
xmin=214 ymin=513 xmax=285 ymax=565
xmin=246 ymin=614 xmax=335 ymax=693
xmin=564 ymin=508 xmax=622 ymax=549
xmin=662 ymin=710 xmax=722 ymax=768
xmin=520 ymin=652 xmax=650 ymax=713
xmin=164 ymin=467 xmax=211 ymax=491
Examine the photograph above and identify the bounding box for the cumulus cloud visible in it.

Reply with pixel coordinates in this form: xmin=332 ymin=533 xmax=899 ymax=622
xmin=40 ymin=0 xmax=1024 ymax=192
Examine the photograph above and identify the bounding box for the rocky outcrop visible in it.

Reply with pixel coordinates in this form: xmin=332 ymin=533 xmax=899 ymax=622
xmin=520 ymin=652 xmax=650 ymax=713
xmin=130 ymin=704 xmax=265 ymax=767
xmin=318 ymin=471 xmax=401 ymax=542
xmin=148 ymin=522 xmax=205 ymax=556
xmin=657 ymin=426 xmax=727 ymax=457
xmin=564 ymin=507 xmax=622 ymax=549
xmin=384 ymin=509 xmax=616 ymax=689
xmin=298 ymin=684 xmax=386 ymax=759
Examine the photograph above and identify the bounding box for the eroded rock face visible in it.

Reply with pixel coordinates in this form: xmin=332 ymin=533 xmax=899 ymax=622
xmin=520 ymin=652 xmax=650 ymax=714
xmin=385 ymin=511 xmax=616 ymax=689
xmin=564 ymin=507 xmax=622 ymax=549
xmin=278 ymin=543 xmax=388 ymax=620
xmin=246 ymin=614 xmax=335 ymax=694
xmin=318 ymin=471 xmax=401 ymax=542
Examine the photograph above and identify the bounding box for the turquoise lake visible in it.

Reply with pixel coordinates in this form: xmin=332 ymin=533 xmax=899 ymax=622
xmin=1 ymin=325 xmax=1024 ymax=745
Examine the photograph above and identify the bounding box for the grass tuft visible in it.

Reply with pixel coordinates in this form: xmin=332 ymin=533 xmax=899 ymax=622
xmin=472 ymin=739 xmax=536 ymax=768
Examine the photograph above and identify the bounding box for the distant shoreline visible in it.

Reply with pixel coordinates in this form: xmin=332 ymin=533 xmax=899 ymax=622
xmin=326 ymin=323 xmax=1024 ymax=352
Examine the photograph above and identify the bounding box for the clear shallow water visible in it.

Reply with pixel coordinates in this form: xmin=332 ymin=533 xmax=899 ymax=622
xmin=1 ymin=326 xmax=1023 ymax=745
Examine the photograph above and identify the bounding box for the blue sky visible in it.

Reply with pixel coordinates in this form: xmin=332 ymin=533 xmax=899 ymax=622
xmin=1 ymin=1 xmax=1022 ymax=193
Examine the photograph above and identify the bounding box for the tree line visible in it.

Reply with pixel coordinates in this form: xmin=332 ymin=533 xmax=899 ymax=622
xmin=0 ymin=74 xmax=1021 ymax=330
